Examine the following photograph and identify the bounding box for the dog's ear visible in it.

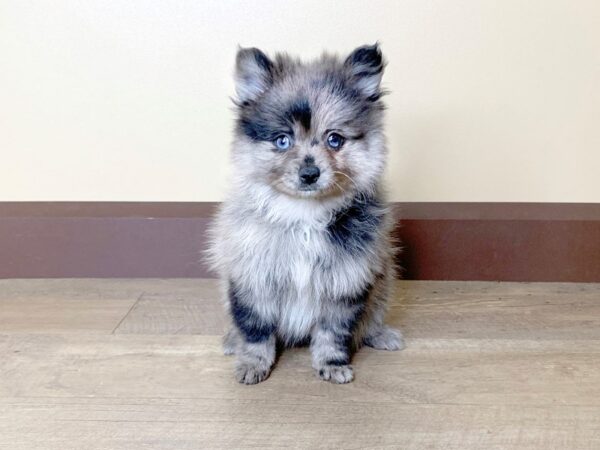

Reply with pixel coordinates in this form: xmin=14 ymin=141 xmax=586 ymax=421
xmin=235 ymin=47 xmax=274 ymax=104
xmin=345 ymin=43 xmax=384 ymax=99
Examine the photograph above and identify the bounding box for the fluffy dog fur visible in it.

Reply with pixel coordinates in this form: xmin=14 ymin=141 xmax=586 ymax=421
xmin=208 ymin=44 xmax=403 ymax=385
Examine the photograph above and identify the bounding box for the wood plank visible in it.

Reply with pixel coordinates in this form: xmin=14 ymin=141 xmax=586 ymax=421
xmin=0 ymin=279 xmax=143 ymax=333
xmin=393 ymin=280 xmax=600 ymax=340
xmin=2 ymin=334 xmax=600 ymax=449
xmin=5 ymin=279 xmax=600 ymax=341
xmin=2 ymin=399 xmax=600 ymax=449
xmin=3 ymin=278 xmax=600 ymax=449
xmin=114 ymin=279 xmax=226 ymax=335
xmin=3 ymin=334 xmax=600 ymax=406
xmin=113 ymin=279 xmax=600 ymax=341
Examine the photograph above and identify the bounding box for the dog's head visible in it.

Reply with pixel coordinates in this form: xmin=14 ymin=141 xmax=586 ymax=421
xmin=231 ymin=44 xmax=387 ymax=200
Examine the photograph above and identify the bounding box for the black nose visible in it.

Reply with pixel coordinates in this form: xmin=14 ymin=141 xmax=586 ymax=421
xmin=299 ymin=165 xmax=320 ymax=185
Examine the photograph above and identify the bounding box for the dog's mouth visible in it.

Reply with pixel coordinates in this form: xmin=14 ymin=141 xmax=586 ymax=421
xmin=297 ymin=184 xmax=320 ymax=192
xmin=294 ymin=182 xmax=345 ymax=199
xmin=270 ymin=173 xmax=348 ymax=199
xmin=295 ymin=186 xmax=324 ymax=199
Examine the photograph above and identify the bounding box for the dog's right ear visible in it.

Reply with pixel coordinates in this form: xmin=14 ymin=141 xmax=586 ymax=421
xmin=235 ymin=47 xmax=274 ymax=104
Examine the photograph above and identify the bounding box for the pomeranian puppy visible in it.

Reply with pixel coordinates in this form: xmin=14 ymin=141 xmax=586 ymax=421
xmin=208 ymin=44 xmax=403 ymax=384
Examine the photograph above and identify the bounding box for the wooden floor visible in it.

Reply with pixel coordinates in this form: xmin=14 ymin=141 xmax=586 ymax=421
xmin=2 ymin=279 xmax=600 ymax=449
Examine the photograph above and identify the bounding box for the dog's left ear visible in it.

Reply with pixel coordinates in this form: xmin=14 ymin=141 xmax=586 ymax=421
xmin=234 ymin=47 xmax=274 ymax=104
xmin=345 ymin=43 xmax=384 ymax=99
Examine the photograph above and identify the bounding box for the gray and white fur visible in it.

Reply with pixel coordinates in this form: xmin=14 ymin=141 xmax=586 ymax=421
xmin=208 ymin=44 xmax=403 ymax=384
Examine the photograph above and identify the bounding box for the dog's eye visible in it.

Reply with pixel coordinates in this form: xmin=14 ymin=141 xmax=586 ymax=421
xmin=326 ymin=133 xmax=345 ymax=150
xmin=274 ymin=135 xmax=292 ymax=151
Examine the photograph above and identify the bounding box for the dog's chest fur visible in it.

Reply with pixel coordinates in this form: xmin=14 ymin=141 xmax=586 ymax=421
xmin=214 ymin=193 xmax=386 ymax=342
xmin=238 ymin=219 xmax=327 ymax=339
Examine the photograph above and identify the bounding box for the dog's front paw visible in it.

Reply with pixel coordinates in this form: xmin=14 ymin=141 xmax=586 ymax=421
xmin=364 ymin=326 xmax=405 ymax=351
xmin=317 ymin=364 xmax=354 ymax=384
xmin=235 ymin=363 xmax=271 ymax=385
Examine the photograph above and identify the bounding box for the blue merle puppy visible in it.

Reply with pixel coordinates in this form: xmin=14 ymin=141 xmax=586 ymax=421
xmin=208 ymin=44 xmax=403 ymax=384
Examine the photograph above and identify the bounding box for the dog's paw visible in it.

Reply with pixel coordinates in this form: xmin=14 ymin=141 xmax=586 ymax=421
xmin=364 ymin=326 xmax=405 ymax=351
xmin=235 ymin=363 xmax=270 ymax=385
xmin=317 ymin=364 xmax=354 ymax=384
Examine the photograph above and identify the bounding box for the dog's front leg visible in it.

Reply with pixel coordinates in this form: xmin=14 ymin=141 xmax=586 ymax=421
xmin=310 ymin=300 xmax=365 ymax=384
xmin=229 ymin=281 xmax=276 ymax=384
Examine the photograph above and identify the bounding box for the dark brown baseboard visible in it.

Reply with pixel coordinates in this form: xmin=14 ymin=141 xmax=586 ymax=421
xmin=1 ymin=202 xmax=599 ymax=281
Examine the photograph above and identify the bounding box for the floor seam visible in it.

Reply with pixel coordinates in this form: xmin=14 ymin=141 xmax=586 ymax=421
xmin=111 ymin=291 xmax=144 ymax=334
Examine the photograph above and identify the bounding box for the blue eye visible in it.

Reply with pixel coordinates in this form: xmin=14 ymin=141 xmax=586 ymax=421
xmin=274 ymin=135 xmax=292 ymax=151
xmin=327 ymin=133 xmax=345 ymax=150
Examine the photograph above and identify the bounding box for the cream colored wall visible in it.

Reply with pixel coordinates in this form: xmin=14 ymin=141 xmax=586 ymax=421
xmin=1 ymin=0 xmax=599 ymax=202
